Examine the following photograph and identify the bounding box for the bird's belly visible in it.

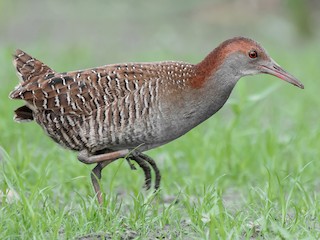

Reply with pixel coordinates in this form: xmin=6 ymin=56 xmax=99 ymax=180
xmin=35 ymin=108 xmax=170 ymax=153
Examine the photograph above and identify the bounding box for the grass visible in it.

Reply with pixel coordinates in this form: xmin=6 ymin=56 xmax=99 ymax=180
xmin=1 ymin=38 xmax=320 ymax=239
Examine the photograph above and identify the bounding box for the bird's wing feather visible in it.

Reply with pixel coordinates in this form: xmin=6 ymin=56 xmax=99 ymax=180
xmin=9 ymin=62 xmax=173 ymax=116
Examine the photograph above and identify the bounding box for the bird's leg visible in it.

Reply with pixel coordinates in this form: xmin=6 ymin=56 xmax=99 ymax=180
xmin=77 ymin=149 xmax=129 ymax=164
xmin=77 ymin=149 xmax=130 ymax=205
xmin=79 ymin=148 xmax=135 ymax=171
xmin=91 ymin=160 xmax=114 ymax=205
xmin=77 ymin=149 xmax=161 ymax=204
xmin=127 ymin=154 xmax=152 ymax=190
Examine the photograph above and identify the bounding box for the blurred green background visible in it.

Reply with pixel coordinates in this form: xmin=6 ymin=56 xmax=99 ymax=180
xmin=1 ymin=0 xmax=320 ymax=239
xmin=0 ymin=0 xmax=319 ymax=63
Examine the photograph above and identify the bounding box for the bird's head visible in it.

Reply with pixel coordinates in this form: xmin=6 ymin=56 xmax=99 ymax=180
xmin=195 ymin=37 xmax=304 ymax=89
xmin=218 ymin=37 xmax=304 ymax=89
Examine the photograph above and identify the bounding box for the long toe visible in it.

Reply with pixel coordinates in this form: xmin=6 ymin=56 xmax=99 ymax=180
xmin=137 ymin=152 xmax=161 ymax=190
xmin=129 ymin=155 xmax=152 ymax=190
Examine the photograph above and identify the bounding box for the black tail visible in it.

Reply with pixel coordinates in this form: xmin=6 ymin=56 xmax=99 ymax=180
xmin=13 ymin=105 xmax=34 ymax=122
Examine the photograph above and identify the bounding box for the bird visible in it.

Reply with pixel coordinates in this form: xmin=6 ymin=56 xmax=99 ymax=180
xmin=9 ymin=37 xmax=304 ymax=205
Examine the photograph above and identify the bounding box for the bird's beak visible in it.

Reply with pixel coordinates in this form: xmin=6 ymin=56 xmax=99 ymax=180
xmin=260 ymin=59 xmax=304 ymax=89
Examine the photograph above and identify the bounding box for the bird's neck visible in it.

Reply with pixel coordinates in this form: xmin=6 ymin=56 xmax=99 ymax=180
xmin=195 ymin=71 xmax=239 ymax=121
xmin=188 ymin=57 xmax=241 ymax=121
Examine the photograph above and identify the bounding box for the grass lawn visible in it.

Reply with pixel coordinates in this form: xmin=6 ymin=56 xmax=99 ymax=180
xmin=0 ymin=39 xmax=320 ymax=239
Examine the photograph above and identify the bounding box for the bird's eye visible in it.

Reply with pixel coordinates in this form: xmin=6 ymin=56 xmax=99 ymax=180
xmin=248 ymin=50 xmax=258 ymax=59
